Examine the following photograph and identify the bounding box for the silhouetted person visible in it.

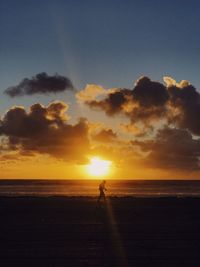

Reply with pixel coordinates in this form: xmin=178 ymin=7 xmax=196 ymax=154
xmin=98 ymin=180 xmax=107 ymax=203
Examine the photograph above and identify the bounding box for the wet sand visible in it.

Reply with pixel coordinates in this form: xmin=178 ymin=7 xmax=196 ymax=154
xmin=0 ymin=197 xmax=200 ymax=266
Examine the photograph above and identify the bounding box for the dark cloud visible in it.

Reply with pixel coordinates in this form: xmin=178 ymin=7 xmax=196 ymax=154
xmin=167 ymin=84 xmax=200 ymax=135
xmin=85 ymin=77 xmax=169 ymax=125
xmin=4 ymin=72 xmax=74 ymax=97
xmin=133 ymin=76 xmax=169 ymax=107
xmin=93 ymin=129 xmax=117 ymax=143
xmin=0 ymin=102 xmax=89 ymax=162
xmin=132 ymin=127 xmax=200 ymax=170
xmin=86 ymin=89 xmax=132 ymax=116
xmin=82 ymin=76 xmax=200 ymax=138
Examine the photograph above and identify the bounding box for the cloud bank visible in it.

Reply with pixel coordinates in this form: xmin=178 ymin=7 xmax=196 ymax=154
xmin=0 ymin=101 xmax=89 ymax=162
xmin=77 ymin=76 xmax=200 ymax=171
xmin=2 ymin=73 xmax=200 ymax=174
xmin=81 ymin=76 xmax=200 ymax=136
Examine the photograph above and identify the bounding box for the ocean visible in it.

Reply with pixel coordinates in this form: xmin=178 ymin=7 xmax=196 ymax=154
xmin=0 ymin=179 xmax=200 ymax=197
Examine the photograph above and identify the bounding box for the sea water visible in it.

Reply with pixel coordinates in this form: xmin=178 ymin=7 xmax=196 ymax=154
xmin=0 ymin=180 xmax=200 ymax=197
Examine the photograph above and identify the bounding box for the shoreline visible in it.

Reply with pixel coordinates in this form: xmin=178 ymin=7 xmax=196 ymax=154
xmin=1 ymin=194 xmax=200 ymax=198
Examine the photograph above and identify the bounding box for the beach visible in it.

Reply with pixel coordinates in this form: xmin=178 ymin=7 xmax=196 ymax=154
xmin=0 ymin=197 xmax=200 ymax=266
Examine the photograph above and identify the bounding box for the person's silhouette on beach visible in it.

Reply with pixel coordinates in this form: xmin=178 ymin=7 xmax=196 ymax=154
xmin=98 ymin=180 xmax=107 ymax=203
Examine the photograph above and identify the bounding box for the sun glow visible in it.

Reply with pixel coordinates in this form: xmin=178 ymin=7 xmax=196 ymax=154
xmin=86 ymin=157 xmax=112 ymax=177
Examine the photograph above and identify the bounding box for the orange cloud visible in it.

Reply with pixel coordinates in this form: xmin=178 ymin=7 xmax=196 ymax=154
xmin=76 ymin=84 xmax=107 ymax=102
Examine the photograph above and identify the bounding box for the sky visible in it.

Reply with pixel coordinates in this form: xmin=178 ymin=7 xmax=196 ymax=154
xmin=1 ymin=0 xmax=200 ymax=179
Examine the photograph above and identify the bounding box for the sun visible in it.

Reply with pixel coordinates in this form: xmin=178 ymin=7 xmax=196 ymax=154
xmin=86 ymin=157 xmax=112 ymax=177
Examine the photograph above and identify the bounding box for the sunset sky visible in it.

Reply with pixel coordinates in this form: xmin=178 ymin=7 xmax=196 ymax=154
xmin=1 ymin=0 xmax=200 ymax=179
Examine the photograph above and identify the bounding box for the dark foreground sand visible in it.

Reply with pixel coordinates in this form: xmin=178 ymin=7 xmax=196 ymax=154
xmin=0 ymin=197 xmax=200 ymax=267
